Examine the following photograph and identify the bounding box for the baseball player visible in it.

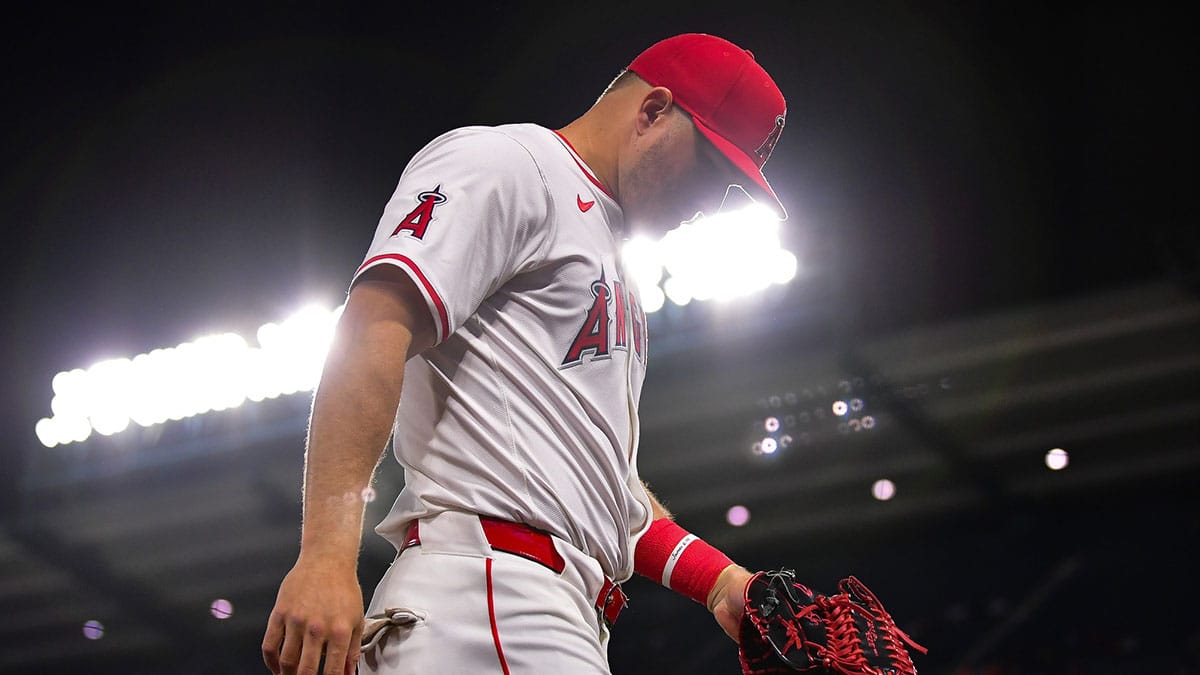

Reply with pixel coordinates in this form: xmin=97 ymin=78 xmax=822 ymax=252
xmin=263 ymin=33 xmax=788 ymax=675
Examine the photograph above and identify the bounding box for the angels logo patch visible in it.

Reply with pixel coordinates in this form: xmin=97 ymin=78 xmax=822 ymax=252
xmin=390 ymin=185 xmax=447 ymax=240
xmin=754 ymin=114 xmax=786 ymax=168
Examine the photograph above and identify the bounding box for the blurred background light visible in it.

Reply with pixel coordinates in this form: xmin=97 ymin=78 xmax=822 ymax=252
xmin=1045 ymin=448 xmax=1069 ymax=470
xmin=209 ymin=598 xmax=233 ymax=619
xmin=726 ymin=505 xmax=751 ymax=527
xmin=82 ymin=620 xmax=104 ymax=640
xmin=872 ymin=479 xmax=896 ymax=501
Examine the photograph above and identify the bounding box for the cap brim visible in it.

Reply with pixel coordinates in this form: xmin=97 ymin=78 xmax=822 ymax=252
xmin=693 ymin=117 xmax=787 ymax=220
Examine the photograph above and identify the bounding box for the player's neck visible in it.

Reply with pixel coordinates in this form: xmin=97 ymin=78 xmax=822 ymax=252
xmin=555 ymin=119 xmax=620 ymax=202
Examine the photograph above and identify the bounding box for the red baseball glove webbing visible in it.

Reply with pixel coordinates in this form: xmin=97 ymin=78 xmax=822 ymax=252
xmin=739 ymin=570 xmax=927 ymax=675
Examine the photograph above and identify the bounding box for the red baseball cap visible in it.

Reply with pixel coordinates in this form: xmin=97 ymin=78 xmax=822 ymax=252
xmin=628 ymin=33 xmax=788 ymax=219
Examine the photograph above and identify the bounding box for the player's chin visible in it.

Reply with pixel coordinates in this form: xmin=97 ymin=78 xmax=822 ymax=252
xmin=625 ymin=197 xmax=697 ymax=235
xmin=634 ymin=216 xmax=689 ymax=238
xmin=660 ymin=203 xmax=705 ymax=231
xmin=625 ymin=219 xmax=668 ymax=240
xmin=624 ymin=208 xmax=672 ymax=236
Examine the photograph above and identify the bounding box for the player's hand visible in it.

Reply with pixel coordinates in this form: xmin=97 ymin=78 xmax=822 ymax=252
xmin=263 ymin=556 xmax=364 ymax=675
xmin=707 ymin=564 xmax=754 ymax=642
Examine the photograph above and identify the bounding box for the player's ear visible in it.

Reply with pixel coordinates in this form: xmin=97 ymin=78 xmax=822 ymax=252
xmin=636 ymin=86 xmax=675 ymax=134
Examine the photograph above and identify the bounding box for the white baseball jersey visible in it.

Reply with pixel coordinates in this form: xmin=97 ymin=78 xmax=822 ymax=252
xmin=351 ymin=123 xmax=653 ymax=581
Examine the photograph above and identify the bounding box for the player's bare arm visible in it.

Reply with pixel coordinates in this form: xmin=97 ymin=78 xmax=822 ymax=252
xmin=262 ymin=267 xmax=434 ymax=675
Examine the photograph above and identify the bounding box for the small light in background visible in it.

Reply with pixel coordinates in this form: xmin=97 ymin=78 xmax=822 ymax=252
xmin=82 ymin=620 xmax=105 ymax=640
xmin=1045 ymin=448 xmax=1069 ymax=471
xmin=779 ymin=434 xmax=793 ymax=449
xmin=760 ymin=437 xmax=778 ymax=455
xmin=861 ymin=415 xmax=876 ymax=429
xmin=35 ymin=418 xmax=58 ymax=448
xmin=764 ymin=416 xmax=780 ymax=433
xmin=726 ymin=505 xmax=751 ymax=527
xmin=210 ymin=598 xmax=234 ymax=619
xmin=872 ymin=479 xmax=896 ymax=501
xmin=361 ymin=486 xmax=377 ymax=503
xmin=832 ymin=400 xmax=849 ymax=416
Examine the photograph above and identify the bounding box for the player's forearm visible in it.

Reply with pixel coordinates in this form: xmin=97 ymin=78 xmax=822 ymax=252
xmin=637 ymin=481 xmax=742 ymax=609
xmin=297 ymin=300 xmax=414 ymax=571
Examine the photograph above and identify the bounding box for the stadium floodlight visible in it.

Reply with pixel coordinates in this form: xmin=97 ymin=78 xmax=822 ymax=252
xmin=621 ymin=204 xmax=797 ymax=313
xmin=36 ymin=304 xmax=345 ymax=447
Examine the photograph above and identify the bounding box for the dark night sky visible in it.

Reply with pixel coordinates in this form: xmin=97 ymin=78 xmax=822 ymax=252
xmin=1 ymin=2 xmax=1194 ymax=502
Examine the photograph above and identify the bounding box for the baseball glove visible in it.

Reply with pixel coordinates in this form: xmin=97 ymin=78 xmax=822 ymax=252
xmin=738 ymin=570 xmax=926 ymax=675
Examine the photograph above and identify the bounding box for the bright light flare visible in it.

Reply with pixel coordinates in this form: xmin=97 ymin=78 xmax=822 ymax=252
xmin=640 ymin=285 xmax=665 ymax=313
xmin=621 ymin=205 xmax=797 ymax=311
xmin=659 ymin=205 xmax=796 ymax=305
xmin=621 ymin=236 xmax=663 ymax=291
xmin=37 ymin=304 xmax=345 ymax=447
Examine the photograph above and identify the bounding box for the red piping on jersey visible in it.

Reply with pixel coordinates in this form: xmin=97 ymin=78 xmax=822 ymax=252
xmin=486 ymin=558 xmax=512 ymax=675
xmin=355 ymin=253 xmax=451 ymax=341
xmin=551 ymin=129 xmax=616 ymax=201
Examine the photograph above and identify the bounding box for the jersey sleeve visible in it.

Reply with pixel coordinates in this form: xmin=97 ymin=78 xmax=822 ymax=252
xmin=351 ymin=127 xmax=552 ymax=344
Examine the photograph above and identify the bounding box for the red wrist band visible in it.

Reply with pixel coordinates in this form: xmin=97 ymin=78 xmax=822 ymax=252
xmin=634 ymin=518 xmax=734 ymax=605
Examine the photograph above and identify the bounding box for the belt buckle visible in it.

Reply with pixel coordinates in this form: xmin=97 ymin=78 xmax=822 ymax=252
xmin=598 ymin=581 xmax=627 ymax=628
